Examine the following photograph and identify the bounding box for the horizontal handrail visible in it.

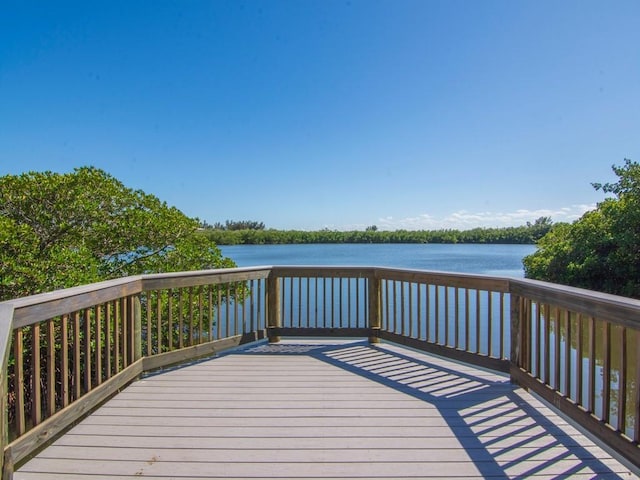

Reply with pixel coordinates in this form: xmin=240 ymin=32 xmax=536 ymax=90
xmin=0 ymin=265 xmax=638 ymax=478
xmin=510 ymin=277 xmax=640 ymax=329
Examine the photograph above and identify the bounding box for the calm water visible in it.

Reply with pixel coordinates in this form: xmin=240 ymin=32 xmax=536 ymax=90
xmin=220 ymin=243 xmax=537 ymax=278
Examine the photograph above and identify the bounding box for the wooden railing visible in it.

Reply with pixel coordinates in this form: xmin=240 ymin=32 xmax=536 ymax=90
xmin=0 ymin=265 xmax=638 ymax=478
xmin=509 ymin=278 xmax=640 ymax=467
xmin=0 ymin=267 xmax=270 ymax=478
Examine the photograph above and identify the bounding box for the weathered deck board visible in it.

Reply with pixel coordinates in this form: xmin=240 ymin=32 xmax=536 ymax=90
xmin=15 ymin=339 xmax=637 ymax=479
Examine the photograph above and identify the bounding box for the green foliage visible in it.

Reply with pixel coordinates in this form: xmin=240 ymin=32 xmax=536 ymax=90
xmin=200 ymin=218 xmax=552 ymax=246
xmin=209 ymin=220 xmax=266 ymax=231
xmin=524 ymin=159 xmax=640 ymax=298
xmin=0 ymin=167 xmax=235 ymax=301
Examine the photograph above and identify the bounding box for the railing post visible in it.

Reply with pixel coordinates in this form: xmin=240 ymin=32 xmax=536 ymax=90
xmin=267 ymin=271 xmax=281 ymax=343
xmin=133 ymin=295 xmax=142 ymax=362
xmin=368 ymin=272 xmax=381 ymax=344
xmin=509 ymin=293 xmax=521 ymax=383
xmin=0 ymin=304 xmax=15 ymax=479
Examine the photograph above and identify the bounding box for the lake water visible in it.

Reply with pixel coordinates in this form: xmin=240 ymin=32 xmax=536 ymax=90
xmin=220 ymin=243 xmax=537 ymax=278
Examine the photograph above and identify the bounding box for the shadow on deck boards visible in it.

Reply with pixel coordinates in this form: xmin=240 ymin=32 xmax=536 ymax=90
xmin=241 ymin=340 xmax=632 ymax=479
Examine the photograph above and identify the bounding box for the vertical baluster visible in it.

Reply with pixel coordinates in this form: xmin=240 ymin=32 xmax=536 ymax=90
xmin=128 ymin=296 xmax=135 ymax=364
xmin=61 ymin=314 xmax=70 ymax=406
xmin=384 ymin=280 xmax=390 ymax=333
xmin=523 ymin=300 xmax=542 ymax=378
xmin=189 ymin=287 xmax=195 ymax=346
xmin=46 ymin=318 xmax=56 ymax=417
xmin=73 ymin=312 xmax=81 ymax=400
xmin=240 ymin=282 xmax=247 ymax=335
xmin=83 ymin=309 xmax=92 ymax=392
xmin=95 ymin=305 xmax=102 ymax=386
xmin=535 ymin=303 xmax=541 ymax=378
xmin=364 ymin=277 xmax=369 ymax=328
xmin=330 ymin=277 xmax=335 ymax=329
xmin=544 ymin=304 xmax=551 ymax=386
xmin=576 ymin=313 xmax=583 ymax=406
xmin=246 ymin=281 xmax=252 ymax=333
xmin=121 ymin=298 xmax=128 ymax=368
xmin=425 ymin=283 xmax=431 ymax=343
xmin=322 ymin=278 xmax=327 ymax=328
xmin=234 ymin=282 xmax=239 ymax=335
xmin=518 ymin=298 xmax=527 ymax=371
xmin=554 ymin=307 xmax=561 ymax=391
xmin=298 ymin=278 xmax=303 ymax=328
xmin=408 ymin=282 xmax=414 ymax=339
xmin=347 ymin=278 xmax=352 ymax=328
xmin=464 ymin=289 xmax=470 ymax=351
xmin=306 ymin=278 xmax=311 ymax=328
xmin=444 ymin=286 xmax=449 ymax=347
xmin=509 ymin=295 xmax=521 ymax=370
xmin=354 ymin=278 xmax=359 ymax=328
xmin=634 ymin=329 xmax=640 ymax=443
xmin=400 ymin=281 xmax=405 ymax=336
xmin=314 ymin=278 xmax=319 ymax=329
xmin=563 ymin=310 xmax=571 ymax=397
xmin=281 ymin=278 xmax=287 ymax=329
xmin=225 ymin=283 xmax=231 ymax=337
xmin=521 ymin=298 xmax=529 ymax=369
xmin=234 ymin=282 xmax=240 ymax=334
xmin=484 ymin=291 xmax=491 ymax=355
xmin=487 ymin=291 xmax=495 ymax=357
xmin=199 ymin=286 xmax=204 ymax=343
xmin=454 ymin=288 xmax=459 ymax=350
xmin=588 ymin=316 xmax=596 ymax=413
xmin=339 ymin=278 xmax=343 ymax=328
xmin=216 ymin=287 xmax=222 ymax=340
xmin=417 ymin=283 xmax=422 ymax=340
xmin=114 ymin=303 xmax=120 ymax=375
xmin=434 ymin=285 xmax=440 ymax=344
xmin=258 ymin=279 xmax=264 ymax=331
xmin=475 ymin=290 xmax=481 ymax=354
xmin=209 ymin=285 xmax=214 ymax=342
xmin=146 ymin=293 xmax=152 ymax=357
xmin=31 ymin=323 xmax=42 ymax=426
xmin=617 ymin=326 xmax=627 ymax=433
xmin=318 ymin=278 xmax=323 ymax=328
xmin=289 ymin=278 xmax=294 ymax=328
xmin=602 ymin=320 xmax=611 ymax=424
xmin=168 ymin=289 xmax=174 ymax=350
xmin=527 ymin=299 xmax=534 ymax=372
xmin=499 ymin=292 xmax=505 ymax=360
xmin=393 ymin=280 xmax=398 ymax=334
xmin=105 ymin=304 xmax=112 ymax=381
xmin=14 ymin=328 xmax=25 ymax=436
xmin=261 ymin=278 xmax=266 ymax=331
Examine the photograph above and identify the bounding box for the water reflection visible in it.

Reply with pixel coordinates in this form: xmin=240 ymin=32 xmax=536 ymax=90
xmin=526 ymin=305 xmax=637 ymax=440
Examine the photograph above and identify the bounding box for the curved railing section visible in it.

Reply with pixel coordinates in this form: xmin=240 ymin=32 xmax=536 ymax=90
xmin=0 ymin=265 xmax=638 ymax=478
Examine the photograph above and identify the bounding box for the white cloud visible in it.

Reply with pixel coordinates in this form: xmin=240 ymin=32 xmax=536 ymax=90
xmin=374 ymin=204 xmax=595 ymax=231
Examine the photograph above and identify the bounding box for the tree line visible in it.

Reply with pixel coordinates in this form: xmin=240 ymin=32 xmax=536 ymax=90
xmin=200 ymin=218 xmax=553 ymax=245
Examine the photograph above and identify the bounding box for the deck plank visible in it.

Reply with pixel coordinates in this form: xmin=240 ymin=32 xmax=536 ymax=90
xmin=15 ymin=340 xmax=637 ymax=479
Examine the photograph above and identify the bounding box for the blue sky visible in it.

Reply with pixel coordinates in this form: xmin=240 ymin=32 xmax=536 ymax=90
xmin=1 ymin=1 xmax=639 ymax=231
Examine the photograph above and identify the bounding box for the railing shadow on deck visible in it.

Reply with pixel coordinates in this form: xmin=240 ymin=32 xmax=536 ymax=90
xmin=240 ymin=340 xmax=631 ymax=479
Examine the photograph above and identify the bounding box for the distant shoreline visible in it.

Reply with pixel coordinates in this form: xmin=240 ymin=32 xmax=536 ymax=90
xmin=199 ymin=222 xmax=551 ymax=246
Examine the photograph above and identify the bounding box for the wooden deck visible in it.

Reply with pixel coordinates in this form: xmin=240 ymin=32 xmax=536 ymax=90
xmin=15 ymin=339 xmax=636 ymax=479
